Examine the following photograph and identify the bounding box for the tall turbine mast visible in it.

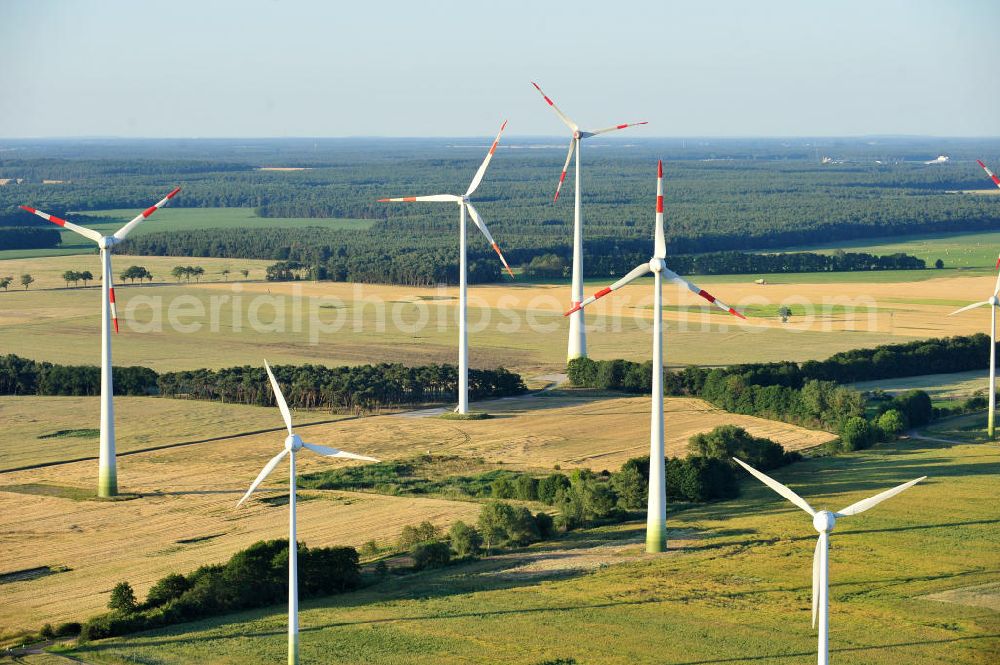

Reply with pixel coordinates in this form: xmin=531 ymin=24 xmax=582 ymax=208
xmin=531 ymin=81 xmax=647 ymax=361
xmin=21 ymin=188 xmax=181 ymax=496
xmin=565 ymin=161 xmax=743 ymax=552
xmin=734 ymin=458 xmax=925 ymax=665
xmin=948 ymin=253 xmax=1000 ymax=438
xmin=378 ymin=121 xmax=514 ymax=415
xmin=237 ymin=361 xmax=378 ymax=665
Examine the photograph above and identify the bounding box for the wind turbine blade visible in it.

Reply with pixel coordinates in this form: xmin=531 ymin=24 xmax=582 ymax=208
xmin=565 ymin=263 xmax=651 ymax=316
xmin=553 ymin=137 xmax=576 ymax=202
xmin=112 ymin=187 xmax=181 ymax=242
xmin=654 ymin=160 xmax=666 ymax=259
xmin=377 ymin=194 xmax=460 ymax=203
xmin=264 ymin=360 xmax=293 ymax=434
xmin=105 ymin=251 xmax=119 ymax=334
xmin=465 ymin=203 xmax=514 ymax=278
xmin=235 ymin=448 xmax=289 ymax=508
xmin=978 ymin=160 xmax=1000 ymax=189
xmin=732 ymin=458 xmax=815 ymax=516
xmin=948 ymin=301 xmax=990 ymax=316
xmin=588 ymin=121 xmax=649 ymax=137
xmin=530 ymin=81 xmax=578 ymax=132
xmin=812 ymin=536 xmax=821 ymax=629
xmin=465 ymin=120 xmax=507 ymax=197
xmin=303 ymin=442 xmax=379 ymax=462
xmin=663 ymin=268 xmax=746 ymax=319
xmin=19 ymin=206 xmax=103 ymax=244
xmin=834 ymin=476 xmax=926 ymax=517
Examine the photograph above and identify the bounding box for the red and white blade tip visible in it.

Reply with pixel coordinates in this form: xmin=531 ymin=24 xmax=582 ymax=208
xmin=995 ymin=254 xmax=1000 ymax=270
xmin=978 ymin=159 xmax=1000 ymax=186
xmin=657 ymin=160 xmax=663 ymax=177
xmin=696 ymin=287 xmax=746 ymax=319
xmin=492 ymin=243 xmax=515 ymax=278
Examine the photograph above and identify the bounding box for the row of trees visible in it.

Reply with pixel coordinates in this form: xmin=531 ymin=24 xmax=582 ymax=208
xmin=80 ymin=539 xmax=360 ymax=641
xmin=0 ymin=355 xmax=527 ymax=411
xmin=0 ymin=355 xmax=157 ymax=396
xmin=61 ymin=270 xmax=95 ymax=287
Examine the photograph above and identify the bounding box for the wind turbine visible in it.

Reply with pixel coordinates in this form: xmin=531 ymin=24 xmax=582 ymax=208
xmin=20 ymin=188 xmax=180 ymax=496
xmin=977 ymin=159 xmax=1000 ymax=188
xmin=378 ymin=121 xmax=514 ymax=415
xmin=531 ymin=80 xmax=648 ymax=361
xmin=947 ymin=255 xmax=1000 ymax=438
xmin=237 ymin=360 xmax=379 ymax=665
xmin=565 ymin=161 xmax=744 ymax=553
xmin=733 ymin=458 xmax=925 ymax=665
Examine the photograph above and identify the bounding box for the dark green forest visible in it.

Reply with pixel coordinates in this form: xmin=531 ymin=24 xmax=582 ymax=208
xmin=2 ymin=137 xmax=999 ymax=282
xmin=0 ymin=354 xmax=526 ymax=411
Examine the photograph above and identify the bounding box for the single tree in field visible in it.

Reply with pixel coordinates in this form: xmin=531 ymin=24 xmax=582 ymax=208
xmin=80 ymin=270 xmax=93 ymax=286
xmin=171 ymin=266 xmax=187 ymax=283
xmin=240 ymin=268 xmax=249 ymax=280
xmin=63 ymin=270 xmax=78 ymax=287
xmin=0 ymin=276 xmax=12 ymax=291
xmin=20 ymin=274 xmax=33 ymax=290
xmin=778 ymin=305 xmax=792 ymax=323
xmin=192 ymin=266 xmax=205 ymax=282
xmin=935 ymin=258 xmax=944 ymax=269
xmin=220 ymin=268 xmax=230 ymax=281
xmin=107 ymin=581 xmax=137 ymax=613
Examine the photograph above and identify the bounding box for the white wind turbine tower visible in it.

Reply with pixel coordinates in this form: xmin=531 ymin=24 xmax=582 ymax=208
xmin=237 ymin=361 xmax=379 ymax=665
xmin=947 ymin=253 xmax=1000 ymax=438
xmin=378 ymin=121 xmax=514 ymax=415
xmin=531 ymin=81 xmax=648 ymax=361
xmin=733 ymin=458 xmax=926 ymax=665
xmin=565 ymin=161 xmax=744 ymax=552
xmin=20 ymin=188 xmax=180 ymax=497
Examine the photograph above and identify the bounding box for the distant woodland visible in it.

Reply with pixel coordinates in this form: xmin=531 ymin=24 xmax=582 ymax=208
xmin=2 ymin=137 xmax=998 ymax=282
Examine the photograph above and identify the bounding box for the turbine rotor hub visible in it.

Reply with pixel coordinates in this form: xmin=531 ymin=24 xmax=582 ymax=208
xmin=991 ymin=296 xmax=999 ymax=307
xmin=812 ymin=510 xmax=836 ymax=533
xmin=649 ymin=257 xmax=666 ymax=273
xmin=99 ymin=237 xmax=115 ymax=250
xmin=284 ymin=434 xmax=303 ymax=452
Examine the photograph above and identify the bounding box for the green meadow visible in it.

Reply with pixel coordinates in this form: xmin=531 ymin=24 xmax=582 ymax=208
xmin=59 ymin=436 xmax=999 ymax=665
xmin=777 ymin=229 xmax=1000 ymax=270
xmin=0 ymin=208 xmax=373 ymax=260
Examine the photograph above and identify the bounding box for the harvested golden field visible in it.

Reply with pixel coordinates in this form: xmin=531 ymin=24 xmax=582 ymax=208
xmin=0 ymin=391 xmax=831 ymax=634
xmin=2 ymin=255 xmax=993 ymax=378
xmin=0 ymin=255 xmax=273 ymax=290
xmin=0 ymin=396 xmax=352 ymax=472
xmin=0 ymin=418 xmax=473 ymax=635
xmin=357 ymin=392 xmax=835 ymax=470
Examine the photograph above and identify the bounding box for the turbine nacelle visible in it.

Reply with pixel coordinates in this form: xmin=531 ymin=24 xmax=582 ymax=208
xmin=284 ymin=434 xmax=304 ymax=452
xmin=991 ymin=295 xmax=999 ymax=307
xmin=99 ymin=236 xmax=118 ymax=250
xmin=812 ymin=510 xmax=836 ymax=534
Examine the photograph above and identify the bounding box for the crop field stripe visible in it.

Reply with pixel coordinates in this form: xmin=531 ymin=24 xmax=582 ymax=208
xmin=0 ymin=417 xmax=355 ymax=476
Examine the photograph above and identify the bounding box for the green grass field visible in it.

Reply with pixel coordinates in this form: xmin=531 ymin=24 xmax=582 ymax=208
xmin=776 ymin=230 xmax=1000 ymax=270
xmin=57 ymin=436 xmax=1000 ymax=664
xmin=0 ymin=208 xmax=373 ymax=260
xmin=849 ymin=370 xmax=988 ymax=402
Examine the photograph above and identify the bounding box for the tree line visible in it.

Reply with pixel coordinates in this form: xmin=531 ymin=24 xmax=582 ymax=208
xmin=78 ymin=539 xmax=359 ymax=641
xmin=0 ymin=226 xmax=61 ymax=249
xmin=0 ymin=355 xmax=526 ymax=411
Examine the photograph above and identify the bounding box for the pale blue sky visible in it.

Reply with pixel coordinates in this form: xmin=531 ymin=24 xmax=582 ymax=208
xmin=0 ymin=0 xmax=997 ymax=138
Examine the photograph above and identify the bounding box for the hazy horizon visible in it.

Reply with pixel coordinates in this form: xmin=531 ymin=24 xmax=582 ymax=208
xmin=2 ymin=0 xmax=998 ymax=139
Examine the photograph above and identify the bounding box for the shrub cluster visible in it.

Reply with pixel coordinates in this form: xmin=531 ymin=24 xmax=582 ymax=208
xmin=79 ymin=539 xmax=359 ymax=641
